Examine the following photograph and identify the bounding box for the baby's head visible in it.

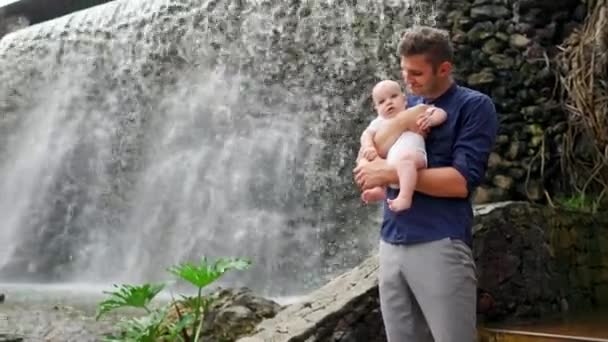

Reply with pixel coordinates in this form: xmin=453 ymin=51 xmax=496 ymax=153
xmin=372 ymin=80 xmax=406 ymax=119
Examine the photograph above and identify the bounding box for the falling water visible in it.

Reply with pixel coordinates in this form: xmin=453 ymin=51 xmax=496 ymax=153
xmin=0 ymin=0 xmax=437 ymax=297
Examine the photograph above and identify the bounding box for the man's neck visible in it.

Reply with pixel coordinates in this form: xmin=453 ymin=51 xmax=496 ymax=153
xmin=426 ymin=77 xmax=455 ymax=101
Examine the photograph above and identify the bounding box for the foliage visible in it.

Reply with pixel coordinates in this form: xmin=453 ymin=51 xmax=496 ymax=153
xmin=556 ymin=0 xmax=608 ymax=207
xmin=96 ymin=283 xmax=165 ymax=319
xmin=555 ymin=192 xmax=602 ymax=213
xmin=96 ymin=256 xmax=251 ymax=342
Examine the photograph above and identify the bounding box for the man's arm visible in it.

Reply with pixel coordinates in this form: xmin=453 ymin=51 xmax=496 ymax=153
xmin=354 ymin=159 xmax=469 ymax=198
xmin=413 ymin=96 xmax=497 ymax=197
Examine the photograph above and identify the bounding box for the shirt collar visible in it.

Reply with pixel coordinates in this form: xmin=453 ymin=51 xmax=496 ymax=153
xmin=423 ymin=82 xmax=458 ymax=105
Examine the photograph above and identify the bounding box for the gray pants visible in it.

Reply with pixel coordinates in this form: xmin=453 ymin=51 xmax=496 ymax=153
xmin=379 ymin=238 xmax=477 ymax=342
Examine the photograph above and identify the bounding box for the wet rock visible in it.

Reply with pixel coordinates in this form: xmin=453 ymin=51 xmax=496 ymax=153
xmin=470 ymin=5 xmax=510 ymax=20
xmin=467 ymin=21 xmax=496 ymax=41
xmin=467 ymin=69 xmax=495 ymax=85
xmin=489 ymin=54 xmax=515 ymax=69
xmin=163 ymin=287 xmax=282 ymax=341
xmin=509 ymin=34 xmax=531 ymax=49
xmin=481 ymin=38 xmax=503 ymax=55
xmin=493 ymin=175 xmax=514 ymax=190
xmin=507 ymin=141 xmax=524 ymax=160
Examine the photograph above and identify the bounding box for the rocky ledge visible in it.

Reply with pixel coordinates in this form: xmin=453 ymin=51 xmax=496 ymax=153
xmin=238 ymin=201 xmax=608 ymax=342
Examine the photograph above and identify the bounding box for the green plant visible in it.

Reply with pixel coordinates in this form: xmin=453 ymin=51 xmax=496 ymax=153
xmin=96 ymin=256 xmax=251 ymax=342
xmin=97 ymin=283 xmax=165 ymax=319
xmin=103 ymin=309 xmax=168 ymax=342
xmin=167 ymin=257 xmax=251 ymax=341
xmin=556 ymin=192 xmax=601 ymax=213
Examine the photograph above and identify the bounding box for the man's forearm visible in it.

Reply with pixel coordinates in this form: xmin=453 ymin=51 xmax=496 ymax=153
xmin=415 ymin=167 xmax=468 ymax=198
xmin=354 ymin=157 xmax=469 ymax=199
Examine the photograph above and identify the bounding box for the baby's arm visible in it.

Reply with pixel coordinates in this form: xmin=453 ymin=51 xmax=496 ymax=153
xmin=359 ymin=128 xmax=378 ymax=161
xmin=428 ymin=107 xmax=447 ymax=127
xmin=418 ymin=106 xmax=447 ymax=131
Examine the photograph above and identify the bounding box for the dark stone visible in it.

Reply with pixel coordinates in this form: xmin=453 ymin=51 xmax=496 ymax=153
xmin=470 ymin=5 xmax=511 ymax=20
xmin=482 ymin=38 xmax=504 ymax=55
xmin=467 ymin=21 xmax=496 ymax=42
xmin=165 ymin=287 xmax=282 ymax=341
xmin=510 ymin=34 xmax=531 ymax=49
xmin=0 ymin=293 xmax=4 ymax=303
xmin=535 ymin=22 xmax=557 ymax=43
xmin=467 ymin=68 xmax=496 ymax=85
xmin=489 ymin=54 xmax=515 ymax=69
xmin=573 ymin=3 xmax=587 ymax=22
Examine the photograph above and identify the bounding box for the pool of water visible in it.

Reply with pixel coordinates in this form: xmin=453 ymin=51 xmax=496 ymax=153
xmin=0 ymin=283 xmax=131 ymax=341
xmin=481 ymin=309 xmax=608 ymax=341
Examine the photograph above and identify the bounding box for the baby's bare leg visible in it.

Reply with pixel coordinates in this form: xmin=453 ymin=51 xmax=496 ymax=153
xmin=357 ymin=158 xmax=386 ymax=203
xmin=387 ymin=150 xmax=427 ymax=212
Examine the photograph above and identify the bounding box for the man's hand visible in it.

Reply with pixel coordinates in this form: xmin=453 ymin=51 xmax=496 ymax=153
xmin=353 ymin=157 xmax=396 ymax=190
xmin=361 ymin=147 xmax=378 ymax=161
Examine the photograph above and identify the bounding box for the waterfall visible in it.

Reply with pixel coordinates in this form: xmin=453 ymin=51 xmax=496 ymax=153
xmin=0 ymin=0 xmax=435 ymax=296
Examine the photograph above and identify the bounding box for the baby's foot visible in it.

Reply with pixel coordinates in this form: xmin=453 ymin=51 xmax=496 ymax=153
xmin=361 ymin=188 xmax=385 ymax=203
xmin=387 ymin=197 xmax=412 ymax=212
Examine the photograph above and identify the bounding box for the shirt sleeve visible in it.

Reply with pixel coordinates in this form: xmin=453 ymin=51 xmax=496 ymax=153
xmin=452 ymin=94 xmax=498 ymax=195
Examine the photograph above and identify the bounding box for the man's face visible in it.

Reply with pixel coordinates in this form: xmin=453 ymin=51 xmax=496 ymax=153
xmin=400 ymin=54 xmax=449 ymax=98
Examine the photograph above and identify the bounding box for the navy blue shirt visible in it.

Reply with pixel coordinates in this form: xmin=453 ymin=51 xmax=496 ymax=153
xmin=380 ymin=83 xmax=498 ymax=247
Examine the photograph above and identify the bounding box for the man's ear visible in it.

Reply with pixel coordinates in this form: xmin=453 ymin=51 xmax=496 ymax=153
xmin=437 ymin=61 xmax=452 ymax=77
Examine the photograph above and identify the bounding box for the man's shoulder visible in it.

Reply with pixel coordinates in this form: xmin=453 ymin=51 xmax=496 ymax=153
xmin=456 ymin=85 xmax=493 ymax=104
xmin=456 ymin=85 xmax=498 ymax=131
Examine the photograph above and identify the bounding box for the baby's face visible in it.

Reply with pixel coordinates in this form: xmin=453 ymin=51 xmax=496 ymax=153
xmin=372 ymin=81 xmax=406 ymax=119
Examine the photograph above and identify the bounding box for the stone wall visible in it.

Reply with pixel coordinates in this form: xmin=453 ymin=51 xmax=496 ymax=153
xmin=239 ymin=202 xmax=608 ymax=342
xmin=474 ymin=203 xmax=608 ymax=320
xmin=434 ymin=0 xmax=587 ymax=203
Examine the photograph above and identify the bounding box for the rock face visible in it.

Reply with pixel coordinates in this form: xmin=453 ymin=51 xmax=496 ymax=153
xmin=239 ymin=202 xmax=608 ymax=342
xmin=239 ymin=256 xmax=384 ymax=342
xmin=198 ymin=287 xmax=283 ymax=341
xmin=434 ymin=0 xmax=586 ymax=203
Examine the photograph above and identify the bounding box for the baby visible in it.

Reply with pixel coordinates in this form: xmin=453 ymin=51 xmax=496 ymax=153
xmin=357 ymin=80 xmax=447 ymax=211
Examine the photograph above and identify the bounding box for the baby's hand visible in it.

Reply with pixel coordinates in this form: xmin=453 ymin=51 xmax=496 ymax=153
xmin=362 ymin=147 xmax=378 ymax=161
xmin=417 ymin=107 xmax=446 ymax=132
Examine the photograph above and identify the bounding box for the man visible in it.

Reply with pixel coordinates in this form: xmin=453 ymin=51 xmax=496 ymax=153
xmin=353 ymin=26 xmax=498 ymax=341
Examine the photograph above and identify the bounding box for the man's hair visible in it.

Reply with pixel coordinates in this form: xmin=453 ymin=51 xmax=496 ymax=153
xmin=398 ymin=26 xmax=454 ymax=69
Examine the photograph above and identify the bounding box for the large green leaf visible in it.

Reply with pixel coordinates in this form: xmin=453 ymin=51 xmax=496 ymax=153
xmin=167 ymin=257 xmax=251 ymax=289
xmin=96 ymin=283 xmax=165 ymax=320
